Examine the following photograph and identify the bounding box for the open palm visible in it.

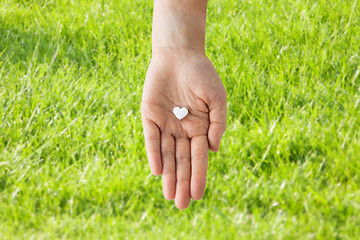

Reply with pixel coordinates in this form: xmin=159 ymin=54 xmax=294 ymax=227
xmin=141 ymin=50 xmax=227 ymax=209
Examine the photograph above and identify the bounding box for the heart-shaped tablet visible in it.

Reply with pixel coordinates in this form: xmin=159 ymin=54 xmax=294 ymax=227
xmin=173 ymin=107 xmax=188 ymax=120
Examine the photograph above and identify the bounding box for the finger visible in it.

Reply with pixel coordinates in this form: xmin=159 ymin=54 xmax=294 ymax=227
xmin=175 ymin=138 xmax=191 ymax=209
xmin=208 ymin=94 xmax=227 ymax=152
xmin=190 ymin=135 xmax=209 ymax=200
xmin=208 ymin=121 xmax=226 ymax=152
xmin=161 ymin=133 xmax=176 ymax=200
xmin=142 ymin=119 xmax=162 ymax=175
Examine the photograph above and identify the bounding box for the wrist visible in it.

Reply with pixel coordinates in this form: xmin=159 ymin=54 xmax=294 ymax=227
xmin=152 ymin=0 xmax=207 ymax=54
xmin=151 ymin=48 xmax=207 ymax=70
xmin=152 ymin=47 xmax=206 ymax=58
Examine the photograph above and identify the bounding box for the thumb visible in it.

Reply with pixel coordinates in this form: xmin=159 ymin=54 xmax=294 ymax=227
xmin=207 ymin=90 xmax=227 ymax=152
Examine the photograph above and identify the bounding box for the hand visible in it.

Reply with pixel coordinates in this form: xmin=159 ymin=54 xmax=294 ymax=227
xmin=141 ymin=49 xmax=227 ymax=209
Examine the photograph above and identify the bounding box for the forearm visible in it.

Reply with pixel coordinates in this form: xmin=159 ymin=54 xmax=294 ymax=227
xmin=152 ymin=0 xmax=208 ymax=53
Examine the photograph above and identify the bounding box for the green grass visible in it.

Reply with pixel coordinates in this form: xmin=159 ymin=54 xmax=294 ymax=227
xmin=1 ymin=0 xmax=360 ymax=239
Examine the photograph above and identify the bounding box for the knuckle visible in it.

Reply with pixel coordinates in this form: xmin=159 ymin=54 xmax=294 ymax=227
xmin=148 ymin=149 xmax=160 ymax=157
xmin=176 ymin=156 xmax=190 ymax=164
xmin=177 ymin=178 xmax=190 ymax=183
xmin=161 ymin=150 xmax=174 ymax=159
xmin=146 ymin=135 xmax=158 ymax=142
xmin=162 ymin=172 xmax=175 ymax=179
xmin=191 ymin=155 xmax=208 ymax=162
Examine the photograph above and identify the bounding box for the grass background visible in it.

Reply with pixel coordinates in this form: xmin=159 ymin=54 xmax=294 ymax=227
xmin=1 ymin=0 xmax=360 ymax=239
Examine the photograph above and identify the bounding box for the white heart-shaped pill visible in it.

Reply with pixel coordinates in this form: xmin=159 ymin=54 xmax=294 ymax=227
xmin=173 ymin=107 xmax=188 ymax=120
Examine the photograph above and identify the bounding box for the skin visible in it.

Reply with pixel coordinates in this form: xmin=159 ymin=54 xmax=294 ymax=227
xmin=141 ymin=0 xmax=227 ymax=209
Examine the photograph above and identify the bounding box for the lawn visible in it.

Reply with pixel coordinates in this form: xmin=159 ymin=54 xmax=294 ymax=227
xmin=1 ymin=0 xmax=360 ymax=239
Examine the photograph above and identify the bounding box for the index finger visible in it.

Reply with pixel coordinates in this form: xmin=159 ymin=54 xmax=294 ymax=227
xmin=190 ymin=135 xmax=209 ymax=200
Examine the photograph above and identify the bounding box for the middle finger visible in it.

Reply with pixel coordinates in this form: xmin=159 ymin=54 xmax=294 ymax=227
xmin=175 ymin=137 xmax=191 ymax=209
